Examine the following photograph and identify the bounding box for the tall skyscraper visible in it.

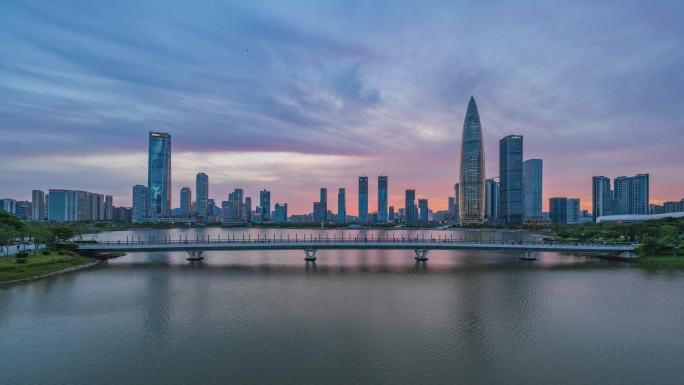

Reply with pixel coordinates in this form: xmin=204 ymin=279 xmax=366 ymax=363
xmin=337 ymin=188 xmax=346 ymax=224
xmin=418 ymin=198 xmax=429 ymax=224
xmin=377 ymin=175 xmax=388 ymax=224
xmin=592 ymin=176 xmax=611 ymax=222
xmin=147 ymin=131 xmax=171 ymax=219
xmin=313 ymin=188 xmax=328 ymax=223
xmin=31 ymin=190 xmax=45 ymax=221
xmin=484 ymin=179 xmax=499 ymax=221
xmin=358 ymin=176 xmax=368 ymax=224
xmin=405 ymin=189 xmax=416 ymax=225
xmin=459 ymin=96 xmax=486 ymax=225
xmin=320 ymin=188 xmax=327 ymax=214
xmin=180 ymin=187 xmax=192 ymax=218
xmin=523 ymin=159 xmax=543 ymax=218
xmin=195 ymin=172 xmax=209 ymax=220
xmin=259 ymin=189 xmax=271 ymax=221
xmin=499 ymin=135 xmax=524 ymax=224
xmin=132 ymin=185 xmax=147 ymax=222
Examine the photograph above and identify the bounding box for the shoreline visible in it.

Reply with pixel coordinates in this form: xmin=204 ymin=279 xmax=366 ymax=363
xmin=0 ymin=259 xmax=101 ymax=286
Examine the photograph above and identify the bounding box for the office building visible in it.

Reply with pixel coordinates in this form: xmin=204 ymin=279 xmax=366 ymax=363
xmin=593 ymin=173 xmax=650 ymax=221
xmin=485 ymin=179 xmax=499 ymax=221
xmin=358 ymin=176 xmax=368 ymax=224
xmin=389 ymin=206 xmax=395 ymax=222
xmin=405 ymin=189 xmax=416 ymax=225
xmin=180 ymin=187 xmax=192 ymax=218
xmin=377 ymin=176 xmax=388 ymax=224
xmin=259 ymin=189 xmax=271 ymax=221
xmin=549 ymin=197 xmax=580 ymax=224
xmin=459 ymin=96 xmax=486 ymax=224
xmin=592 ymin=176 xmax=612 ymax=222
xmin=418 ymin=199 xmax=429 ymax=224
xmin=614 ymin=174 xmax=649 ymax=215
xmin=499 ymin=135 xmax=524 ymax=224
xmin=241 ymin=197 xmax=252 ymax=223
xmin=195 ymin=172 xmax=209 ymax=220
xmin=337 ymin=188 xmax=346 ymax=224
xmin=0 ymin=198 xmax=17 ymax=215
xmin=274 ymin=203 xmax=288 ymax=223
xmin=523 ymin=159 xmax=542 ymax=218
xmin=32 ymin=190 xmax=46 ymax=221
xmin=132 ymin=185 xmax=147 ymax=223
xmin=147 ymin=131 xmax=172 ymax=219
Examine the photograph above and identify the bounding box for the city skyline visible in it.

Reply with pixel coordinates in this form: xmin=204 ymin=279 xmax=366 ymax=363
xmin=1 ymin=1 xmax=683 ymax=213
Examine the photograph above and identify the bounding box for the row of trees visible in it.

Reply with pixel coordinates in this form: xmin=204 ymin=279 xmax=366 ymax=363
xmin=552 ymin=217 xmax=684 ymax=256
xmin=0 ymin=211 xmax=86 ymax=256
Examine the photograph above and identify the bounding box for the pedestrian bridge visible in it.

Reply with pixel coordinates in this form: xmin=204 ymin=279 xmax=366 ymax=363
xmin=77 ymin=235 xmax=638 ymax=261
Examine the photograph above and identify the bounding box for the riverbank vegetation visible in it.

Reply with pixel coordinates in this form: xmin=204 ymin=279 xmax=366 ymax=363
xmin=0 ymin=250 xmax=94 ymax=283
xmin=552 ymin=217 xmax=684 ymax=265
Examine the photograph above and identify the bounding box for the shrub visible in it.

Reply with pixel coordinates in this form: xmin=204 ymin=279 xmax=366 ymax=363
xmin=57 ymin=251 xmax=65 ymax=256
xmin=16 ymin=251 xmax=30 ymax=259
xmin=42 ymin=250 xmax=50 ymax=256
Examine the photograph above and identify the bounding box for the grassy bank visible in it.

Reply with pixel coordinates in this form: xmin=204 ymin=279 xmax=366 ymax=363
xmin=0 ymin=251 xmax=95 ymax=283
xmin=637 ymin=255 xmax=684 ymax=267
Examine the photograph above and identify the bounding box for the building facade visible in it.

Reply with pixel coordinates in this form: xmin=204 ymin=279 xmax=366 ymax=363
xmin=31 ymin=190 xmax=46 ymax=221
xmin=259 ymin=189 xmax=271 ymax=221
xmin=195 ymin=172 xmax=209 ymax=220
xmin=180 ymin=187 xmax=192 ymax=218
xmin=484 ymin=179 xmax=499 ymax=221
xmin=499 ymin=135 xmax=524 ymax=224
xmin=337 ymin=188 xmax=346 ymax=224
xmin=549 ymin=197 xmax=580 ymax=224
xmin=418 ymin=199 xmax=429 ymax=224
xmin=147 ymin=131 xmax=171 ymax=219
xmin=459 ymin=96 xmax=486 ymax=224
xmin=404 ymin=189 xmax=416 ymax=225
xmin=358 ymin=176 xmax=368 ymax=224
xmin=377 ymin=176 xmax=388 ymax=224
xmin=523 ymin=159 xmax=543 ymax=218
xmin=132 ymin=185 xmax=147 ymax=223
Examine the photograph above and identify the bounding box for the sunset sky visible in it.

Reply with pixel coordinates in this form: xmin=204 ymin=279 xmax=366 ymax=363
xmin=1 ymin=0 xmax=683 ymax=214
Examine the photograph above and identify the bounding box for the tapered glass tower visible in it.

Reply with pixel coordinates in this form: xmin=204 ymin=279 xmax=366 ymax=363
xmin=459 ymin=97 xmax=485 ymax=224
xmin=147 ymin=131 xmax=171 ymax=219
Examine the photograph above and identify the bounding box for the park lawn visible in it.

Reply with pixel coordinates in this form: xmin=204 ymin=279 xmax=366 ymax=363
xmin=637 ymin=254 xmax=684 ymax=267
xmin=0 ymin=251 xmax=95 ymax=283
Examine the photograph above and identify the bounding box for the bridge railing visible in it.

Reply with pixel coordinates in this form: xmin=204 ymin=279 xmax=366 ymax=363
xmin=88 ymin=235 xmax=636 ymax=249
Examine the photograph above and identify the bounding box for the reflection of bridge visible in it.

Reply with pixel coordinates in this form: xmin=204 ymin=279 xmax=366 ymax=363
xmin=77 ymin=235 xmax=638 ymax=261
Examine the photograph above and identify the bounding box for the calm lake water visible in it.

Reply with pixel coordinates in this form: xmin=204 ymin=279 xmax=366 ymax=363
xmin=2 ymin=228 xmax=684 ymax=385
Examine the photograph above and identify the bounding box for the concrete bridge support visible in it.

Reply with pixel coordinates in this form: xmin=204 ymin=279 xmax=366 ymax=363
xmin=414 ymin=249 xmax=429 ymax=261
xmin=187 ymin=250 xmax=204 ymax=261
xmin=304 ymin=249 xmax=318 ymax=261
xmin=618 ymin=250 xmax=637 ymax=259
xmin=519 ymin=250 xmax=537 ymax=260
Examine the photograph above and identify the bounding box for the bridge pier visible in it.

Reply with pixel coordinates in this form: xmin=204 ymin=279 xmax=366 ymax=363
xmin=618 ymin=250 xmax=637 ymax=259
xmin=187 ymin=250 xmax=204 ymax=261
xmin=304 ymin=249 xmax=318 ymax=261
xmin=519 ymin=251 xmax=537 ymax=260
xmin=414 ymin=249 xmax=429 ymax=261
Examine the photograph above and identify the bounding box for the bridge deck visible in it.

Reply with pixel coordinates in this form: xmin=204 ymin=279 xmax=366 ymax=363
xmin=78 ymin=238 xmax=636 ymax=254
